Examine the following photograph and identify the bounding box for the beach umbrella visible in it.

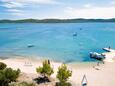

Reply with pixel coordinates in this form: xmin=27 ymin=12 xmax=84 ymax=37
xmin=81 ymin=74 xmax=88 ymax=86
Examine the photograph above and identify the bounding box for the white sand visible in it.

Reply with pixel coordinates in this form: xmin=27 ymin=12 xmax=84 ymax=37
xmin=69 ymin=62 xmax=115 ymax=86
xmin=0 ymin=57 xmax=115 ymax=86
xmin=103 ymin=51 xmax=115 ymax=62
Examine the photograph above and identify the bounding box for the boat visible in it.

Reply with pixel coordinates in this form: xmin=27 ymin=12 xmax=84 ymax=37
xmin=102 ymin=47 xmax=115 ymax=52
xmin=27 ymin=44 xmax=34 ymax=48
xmin=73 ymin=32 xmax=77 ymax=36
xmin=90 ymin=52 xmax=105 ymax=60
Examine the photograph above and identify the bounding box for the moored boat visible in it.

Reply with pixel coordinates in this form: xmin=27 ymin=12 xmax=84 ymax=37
xmin=90 ymin=52 xmax=105 ymax=60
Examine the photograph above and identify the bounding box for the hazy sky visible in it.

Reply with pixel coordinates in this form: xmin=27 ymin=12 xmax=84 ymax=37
xmin=0 ymin=0 xmax=115 ymax=19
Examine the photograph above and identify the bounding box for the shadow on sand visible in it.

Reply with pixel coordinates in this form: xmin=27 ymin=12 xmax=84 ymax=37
xmin=33 ymin=76 xmax=50 ymax=84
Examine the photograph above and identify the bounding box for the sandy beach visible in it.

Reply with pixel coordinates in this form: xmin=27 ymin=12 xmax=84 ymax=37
xmin=0 ymin=57 xmax=115 ymax=86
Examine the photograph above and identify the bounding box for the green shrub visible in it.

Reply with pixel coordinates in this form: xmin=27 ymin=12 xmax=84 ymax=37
xmin=56 ymin=82 xmax=71 ymax=86
xmin=0 ymin=67 xmax=21 ymax=86
xmin=3 ymin=68 xmax=20 ymax=81
xmin=56 ymin=64 xmax=72 ymax=86
xmin=0 ymin=62 xmax=7 ymax=70
xmin=36 ymin=60 xmax=53 ymax=78
xmin=9 ymin=82 xmax=35 ymax=86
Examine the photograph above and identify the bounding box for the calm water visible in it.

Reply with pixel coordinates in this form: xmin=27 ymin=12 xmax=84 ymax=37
xmin=0 ymin=23 xmax=115 ymax=62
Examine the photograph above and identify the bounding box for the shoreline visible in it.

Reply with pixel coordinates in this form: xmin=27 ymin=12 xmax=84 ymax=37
xmin=0 ymin=54 xmax=98 ymax=64
xmin=0 ymin=56 xmax=98 ymax=71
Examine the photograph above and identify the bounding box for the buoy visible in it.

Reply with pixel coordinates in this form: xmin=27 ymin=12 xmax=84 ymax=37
xmin=73 ymin=32 xmax=77 ymax=36
xmin=80 ymin=28 xmax=83 ymax=30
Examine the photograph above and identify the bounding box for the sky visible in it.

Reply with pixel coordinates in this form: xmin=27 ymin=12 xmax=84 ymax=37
xmin=0 ymin=0 xmax=115 ymax=19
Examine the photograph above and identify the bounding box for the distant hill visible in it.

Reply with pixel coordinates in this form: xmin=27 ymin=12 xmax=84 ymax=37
xmin=0 ymin=18 xmax=115 ymax=23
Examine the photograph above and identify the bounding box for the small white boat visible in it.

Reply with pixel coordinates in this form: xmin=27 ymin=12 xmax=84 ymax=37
xmin=90 ymin=52 xmax=105 ymax=60
xmin=27 ymin=44 xmax=34 ymax=48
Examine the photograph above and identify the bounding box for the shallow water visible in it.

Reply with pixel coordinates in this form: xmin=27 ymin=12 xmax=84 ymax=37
xmin=0 ymin=23 xmax=115 ymax=62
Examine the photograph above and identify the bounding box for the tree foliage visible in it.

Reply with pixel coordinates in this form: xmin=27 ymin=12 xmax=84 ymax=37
xmin=56 ymin=64 xmax=72 ymax=86
xmin=0 ymin=62 xmax=21 ymax=86
xmin=0 ymin=62 xmax=7 ymax=70
xmin=1 ymin=18 xmax=115 ymax=23
xmin=36 ymin=60 xmax=53 ymax=78
xmin=9 ymin=82 xmax=35 ymax=86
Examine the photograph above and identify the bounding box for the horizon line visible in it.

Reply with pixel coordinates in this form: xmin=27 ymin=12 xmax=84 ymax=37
xmin=0 ymin=18 xmax=115 ymax=20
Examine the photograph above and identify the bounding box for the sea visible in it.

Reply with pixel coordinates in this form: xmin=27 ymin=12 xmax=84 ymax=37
xmin=0 ymin=23 xmax=115 ymax=63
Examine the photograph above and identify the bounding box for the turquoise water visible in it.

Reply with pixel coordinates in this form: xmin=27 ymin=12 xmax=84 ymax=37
xmin=0 ymin=23 xmax=115 ymax=62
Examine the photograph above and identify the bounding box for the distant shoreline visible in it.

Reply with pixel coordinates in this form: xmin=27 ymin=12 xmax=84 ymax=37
xmin=0 ymin=18 xmax=115 ymax=23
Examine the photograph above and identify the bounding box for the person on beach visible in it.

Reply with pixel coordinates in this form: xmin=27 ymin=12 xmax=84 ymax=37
xmin=97 ymin=62 xmax=100 ymax=66
xmin=48 ymin=59 xmax=50 ymax=64
xmin=109 ymin=46 xmax=111 ymax=49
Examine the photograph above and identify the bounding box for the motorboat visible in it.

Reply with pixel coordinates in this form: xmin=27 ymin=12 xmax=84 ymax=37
xmin=27 ymin=44 xmax=34 ymax=48
xmin=90 ymin=52 xmax=105 ymax=60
